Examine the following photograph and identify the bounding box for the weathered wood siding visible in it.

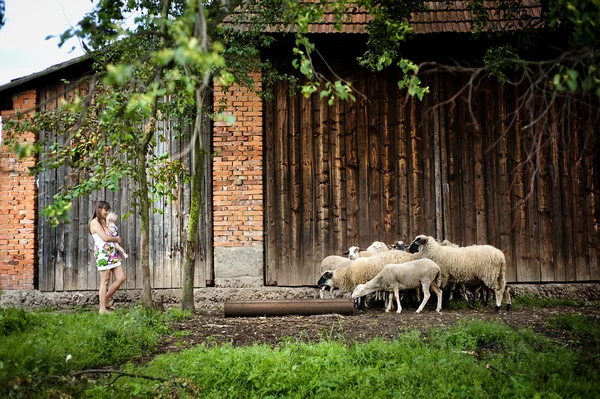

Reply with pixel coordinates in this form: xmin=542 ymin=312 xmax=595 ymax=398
xmin=265 ymin=60 xmax=600 ymax=286
xmin=37 ymin=80 xmax=212 ymax=291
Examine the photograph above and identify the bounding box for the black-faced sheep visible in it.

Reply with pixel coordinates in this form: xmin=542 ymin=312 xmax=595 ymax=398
xmin=408 ymin=234 xmax=511 ymax=311
xmin=318 ymin=255 xmax=353 ymax=298
xmin=351 ymin=258 xmax=443 ymax=314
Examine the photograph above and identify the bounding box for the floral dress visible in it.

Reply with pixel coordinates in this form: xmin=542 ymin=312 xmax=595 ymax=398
xmin=92 ymin=232 xmax=121 ymax=271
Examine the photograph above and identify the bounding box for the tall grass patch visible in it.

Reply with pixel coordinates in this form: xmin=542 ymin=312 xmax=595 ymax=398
xmin=0 ymin=306 xmax=187 ymax=396
xmin=106 ymin=319 xmax=600 ymax=399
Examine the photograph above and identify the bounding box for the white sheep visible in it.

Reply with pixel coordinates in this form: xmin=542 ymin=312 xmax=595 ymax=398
xmin=347 ymin=240 xmax=390 ymax=260
xmin=351 ymin=258 xmax=443 ymax=314
xmin=318 ymin=255 xmax=353 ymax=298
xmin=317 ymin=250 xmax=421 ymax=308
xmin=408 ymin=235 xmax=511 ymax=311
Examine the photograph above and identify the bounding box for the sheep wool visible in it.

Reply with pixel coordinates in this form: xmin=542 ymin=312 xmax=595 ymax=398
xmin=408 ymin=234 xmax=511 ymax=310
xmin=352 ymin=258 xmax=443 ymax=314
xmin=318 ymin=249 xmax=421 ymax=295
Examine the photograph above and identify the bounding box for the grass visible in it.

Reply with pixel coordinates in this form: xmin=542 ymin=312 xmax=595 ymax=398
xmin=100 ymin=318 xmax=599 ymax=399
xmin=0 ymin=306 xmax=190 ymax=397
xmin=1 ymin=304 xmax=599 ymax=398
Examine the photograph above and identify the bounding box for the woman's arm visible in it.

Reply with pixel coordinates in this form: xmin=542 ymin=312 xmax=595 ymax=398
xmin=90 ymin=219 xmax=121 ymax=243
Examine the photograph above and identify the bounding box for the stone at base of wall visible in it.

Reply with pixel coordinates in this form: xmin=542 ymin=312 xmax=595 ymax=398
xmin=1 ymin=283 xmax=599 ymax=314
xmin=213 ymin=246 xmax=263 ymax=287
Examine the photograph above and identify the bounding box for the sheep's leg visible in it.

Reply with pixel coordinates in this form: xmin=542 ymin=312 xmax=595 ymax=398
xmin=493 ymin=287 xmax=505 ymax=311
xmin=416 ymin=281 xmax=431 ymax=313
xmin=319 ymin=287 xmax=324 ymax=299
xmin=394 ymin=287 xmax=402 ymax=314
xmin=430 ymin=282 xmax=443 ymax=312
xmin=385 ymin=292 xmax=394 ymax=312
xmin=504 ymin=286 xmax=512 ymax=311
xmin=329 ymin=287 xmax=336 ymax=298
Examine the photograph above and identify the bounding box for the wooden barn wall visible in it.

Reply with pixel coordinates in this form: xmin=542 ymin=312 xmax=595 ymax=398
xmin=265 ymin=60 xmax=600 ymax=286
xmin=36 ymin=80 xmax=213 ymax=291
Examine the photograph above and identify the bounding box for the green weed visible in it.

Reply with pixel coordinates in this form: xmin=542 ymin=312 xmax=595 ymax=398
xmin=0 ymin=306 xmax=178 ymax=397
xmin=511 ymin=294 xmax=581 ymax=309
xmin=101 ymin=320 xmax=600 ymax=399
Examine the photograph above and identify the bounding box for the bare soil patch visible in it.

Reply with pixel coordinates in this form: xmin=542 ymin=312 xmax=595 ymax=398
xmin=153 ymin=303 xmax=600 ymax=356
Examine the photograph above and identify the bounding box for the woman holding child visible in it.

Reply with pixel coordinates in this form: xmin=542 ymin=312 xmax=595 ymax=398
xmin=88 ymin=200 xmax=126 ymax=314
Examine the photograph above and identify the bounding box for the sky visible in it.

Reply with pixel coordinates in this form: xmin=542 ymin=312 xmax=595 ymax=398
xmin=0 ymin=0 xmax=97 ymax=86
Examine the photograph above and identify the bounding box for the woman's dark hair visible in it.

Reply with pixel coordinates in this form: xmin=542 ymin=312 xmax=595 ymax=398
xmin=89 ymin=201 xmax=111 ymax=234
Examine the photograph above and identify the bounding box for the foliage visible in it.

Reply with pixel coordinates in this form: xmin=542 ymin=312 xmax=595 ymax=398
xmin=87 ymin=319 xmax=599 ymax=398
xmin=511 ymin=294 xmax=582 ymax=309
xmin=0 ymin=306 xmax=186 ymax=397
xmin=547 ymin=313 xmax=600 ymax=346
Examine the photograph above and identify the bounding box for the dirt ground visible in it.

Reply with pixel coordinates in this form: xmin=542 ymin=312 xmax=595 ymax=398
xmin=153 ymin=302 xmax=600 ymax=355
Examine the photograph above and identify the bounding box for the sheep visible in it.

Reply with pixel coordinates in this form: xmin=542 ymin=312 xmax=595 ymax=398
xmin=351 ymin=258 xmax=443 ymax=313
xmin=408 ymin=234 xmax=511 ymax=311
xmin=318 ymin=255 xmax=353 ymax=298
xmin=317 ymin=249 xmax=421 ymax=309
xmin=347 ymin=240 xmax=389 ymax=260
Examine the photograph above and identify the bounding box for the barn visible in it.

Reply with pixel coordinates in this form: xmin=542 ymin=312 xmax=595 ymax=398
xmin=1 ymin=1 xmax=599 ymax=300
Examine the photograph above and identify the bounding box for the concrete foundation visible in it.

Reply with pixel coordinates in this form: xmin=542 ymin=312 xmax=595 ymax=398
xmin=213 ymin=246 xmax=264 ymax=287
xmin=1 ymin=283 xmax=599 ymax=314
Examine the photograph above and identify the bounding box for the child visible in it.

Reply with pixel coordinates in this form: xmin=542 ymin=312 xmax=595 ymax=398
xmin=106 ymin=212 xmax=128 ymax=259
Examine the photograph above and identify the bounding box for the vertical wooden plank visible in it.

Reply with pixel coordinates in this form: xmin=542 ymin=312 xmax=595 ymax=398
xmin=537 ymin=116 xmax=555 ymax=281
xmin=460 ymin=82 xmax=476 ymax=245
xmin=345 ymin=77 xmax=359 ymax=247
xmin=264 ymin=79 xmax=277 ymax=284
xmin=483 ymin=83 xmax=499 ymax=248
xmin=512 ymin=86 xmax=528 ymax=282
xmin=497 ymin=84 xmax=514 ymax=281
xmin=409 ymin=97 xmax=421 ymax=237
xmin=473 ymin=85 xmax=487 ymax=244
xmin=367 ymin=71 xmax=381 ymax=241
xmin=523 ymin=112 xmax=541 ymax=282
xmin=300 ymin=87 xmax=315 ymax=278
xmin=357 ymin=69 xmax=370 ymax=245
xmin=330 ymin=97 xmax=346 ymax=253
xmin=396 ymin=87 xmax=410 ymax=242
xmin=583 ymin=105 xmax=600 ymax=280
xmin=288 ymin=89 xmax=303 ymax=283
xmin=445 ymin=77 xmax=461 ymax=244
xmin=78 ymin=196 xmax=89 ymax=290
xmin=420 ymin=75 xmax=434 ymax=237
xmin=571 ymin=104 xmax=590 ymax=280
xmin=314 ymin=92 xmax=330 ymax=270
xmin=432 ymin=73 xmax=443 ymax=239
xmin=276 ymin=79 xmax=290 ymax=282
xmin=380 ymin=69 xmax=395 ymax=242
xmin=549 ymin=102 xmax=566 ymax=281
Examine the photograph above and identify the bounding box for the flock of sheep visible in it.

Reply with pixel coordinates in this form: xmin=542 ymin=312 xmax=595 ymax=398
xmin=317 ymin=235 xmax=512 ymax=313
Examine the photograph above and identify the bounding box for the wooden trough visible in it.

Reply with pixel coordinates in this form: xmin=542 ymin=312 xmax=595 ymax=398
xmin=224 ymin=298 xmax=355 ymax=317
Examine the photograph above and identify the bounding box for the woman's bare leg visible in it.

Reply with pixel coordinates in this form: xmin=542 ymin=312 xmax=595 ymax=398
xmin=105 ymin=266 xmax=126 ymax=306
xmin=99 ymin=269 xmax=111 ymax=313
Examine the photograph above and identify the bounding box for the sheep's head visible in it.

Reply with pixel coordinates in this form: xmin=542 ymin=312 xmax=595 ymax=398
xmin=366 ymin=241 xmax=388 ymax=253
xmin=351 ymin=284 xmax=368 ymax=299
xmin=347 ymin=246 xmax=361 ymax=260
xmin=391 ymin=240 xmax=406 ymax=251
xmin=409 ymin=235 xmax=430 ymax=253
xmin=317 ymin=271 xmax=334 ymax=288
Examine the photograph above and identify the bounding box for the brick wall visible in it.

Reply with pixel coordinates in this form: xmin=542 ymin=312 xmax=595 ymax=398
xmin=213 ymin=73 xmax=264 ymax=247
xmin=0 ymin=90 xmax=37 ymax=290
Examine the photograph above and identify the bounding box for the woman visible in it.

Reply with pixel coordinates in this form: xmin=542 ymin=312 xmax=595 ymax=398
xmin=89 ymin=200 xmax=126 ymax=314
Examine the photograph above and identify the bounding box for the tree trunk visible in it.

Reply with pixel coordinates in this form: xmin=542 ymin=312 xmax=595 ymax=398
xmin=181 ymin=86 xmax=207 ymax=310
xmin=137 ymin=148 xmax=153 ymax=309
